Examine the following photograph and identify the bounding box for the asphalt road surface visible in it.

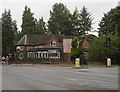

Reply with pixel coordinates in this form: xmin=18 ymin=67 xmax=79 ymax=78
xmin=2 ymin=65 xmax=118 ymax=90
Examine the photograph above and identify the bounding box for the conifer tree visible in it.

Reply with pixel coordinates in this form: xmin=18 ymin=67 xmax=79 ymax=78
xmin=21 ymin=6 xmax=36 ymax=35
xmin=48 ymin=3 xmax=72 ymax=35
xmin=79 ymin=6 xmax=93 ymax=36
xmin=2 ymin=9 xmax=17 ymax=56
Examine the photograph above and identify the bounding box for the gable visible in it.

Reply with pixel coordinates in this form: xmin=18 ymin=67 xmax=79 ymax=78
xmin=48 ymin=35 xmax=60 ymax=46
xmin=82 ymin=39 xmax=90 ymax=47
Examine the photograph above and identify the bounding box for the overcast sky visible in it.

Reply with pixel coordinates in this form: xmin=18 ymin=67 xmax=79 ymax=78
xmin=0 ymin=0 xmax=119 ymax=36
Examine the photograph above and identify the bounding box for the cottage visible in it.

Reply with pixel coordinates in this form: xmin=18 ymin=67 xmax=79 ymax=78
xmin=15 ymin=34 xmax=90 ymax=61
xmin=15 ymin=34 xmax=63 ymax=60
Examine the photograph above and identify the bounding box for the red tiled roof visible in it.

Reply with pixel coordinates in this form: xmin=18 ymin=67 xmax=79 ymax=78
xmin=82 ymin=39 xmax=90 ymax=47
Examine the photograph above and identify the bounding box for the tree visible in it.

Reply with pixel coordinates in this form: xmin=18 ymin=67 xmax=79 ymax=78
xmin=21 ymin=6 xmax=36 ymax=36
xmin=12 ymin=20 xmax=18 ymax=44
xmin=71 ymin=7 xmax=81 ymax=36
xmin=48 ymin=3 xmax=72 ymax=35
xmin=70 ymin=37 xmax=79 ymax=60
xmin=2 ymin=9 xmax=17 ymax=56
xmin=99 ymin=6 xmax=120 ymax=36
xmin=88 ymin=33 xmax=120 ymax=64
xmin=97 ymin=6 xmax=120 ymax=64
xmin=79 ymin=6 xmax=93 ymax=36
xmin=84 ymin=34 xmax=97 ymax=44
xmin=78 ymin=40 xmax=85 ymax=58
xmin=35 ymin=17 xmax=48 ymax=35
xmin=70 ymin=37 xmax=85 ymax=60
xmin=87 ymin=35 xmax=106 ymax=63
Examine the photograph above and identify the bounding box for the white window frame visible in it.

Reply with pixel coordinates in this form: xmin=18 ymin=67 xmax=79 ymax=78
xmin=36 ymin=53 xmax=39 ymax=58
xmin=36 ymin=52 xmax=42 ymax=58
xmin=42 ymin=51 xmax=48 ymax=58
xmin=50 ymin=41 xmax=56 ymax=46
xmin=36 ymin=51 xmax=48 ymax=58
xmin=28 ymin=52 xmax=33 ymax=58
xmin=57 ymin=52 xmax=60 ymax=58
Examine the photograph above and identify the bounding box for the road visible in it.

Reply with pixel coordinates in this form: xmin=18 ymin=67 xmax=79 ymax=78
xmin=2 ymin=65 xmax=118 ymax=90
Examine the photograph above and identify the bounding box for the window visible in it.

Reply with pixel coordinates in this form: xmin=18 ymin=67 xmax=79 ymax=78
xmin=39 ymin=53 xmax=42 ymax=57
xmin=28 ymin=52 xmax=33 ymax=57
xmin=36 ymin=51 xmax=48 ymax=58
xmin=50 ymin=41 xmax=56 ymax=46
xmin=36 ymin=52 xmax=42 ymax=58
xmin=43 ymin=52 xmax=48 ymax=58
xmin=43 ymin=52 xmax=44 ymax=57
xmin=57 ymin=52 xmax=60 ymax=58
xmin=36 ymin=53 xmax=39 ymax=58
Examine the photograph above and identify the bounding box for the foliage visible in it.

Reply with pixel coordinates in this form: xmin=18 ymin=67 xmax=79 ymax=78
xmin=70 ymin=37 xmax=85 ymax=60
xmin=21 ymin=6 xmax=36 ymax=36
xmin=48 ymin=4 xmax=93 ymax=36
xmin=70 ymin=7 xmax=80 ymax=36
xmin=78 ymin=40 xmax=85 ymax=58
xmin=96 ymin=6 xmax=120 ymax=64
xmin=35 ymin=17 xmax=48 ymax=35
xmin=22 ymin=46 xmax=27 ymax=58
xmin=88 ymin=32 xmax=120 ymax=64
xmin=48 ymin=3 xmax=72 ymax=35
xmin=79 ymin=6 xmax=93 ymax=36
xmin=87 ymin=35 xmax=106 ymax=63
xmin=84 ymin=34 xmax=97 ymax=44
xmin=2 ymin=9 xmax=17 ymax=56
xmin=71 ymin=37 xmax=78 ymax=48
xmin=99 ymin=6 xmax=120 ymax=36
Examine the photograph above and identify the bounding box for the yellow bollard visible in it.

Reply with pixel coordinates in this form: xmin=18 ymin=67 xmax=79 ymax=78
xmin=75 ymin=58 xmax=80 ymax=67
xmin=107 ymin=58 xmax=111 ymax=67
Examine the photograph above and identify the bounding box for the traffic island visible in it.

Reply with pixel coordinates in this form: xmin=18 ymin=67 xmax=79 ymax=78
xmin=72 ymin=65 xmax=88 ymax=69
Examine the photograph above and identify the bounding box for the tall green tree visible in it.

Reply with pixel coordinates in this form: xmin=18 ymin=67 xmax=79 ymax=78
xmin=78 ymin=40 xmax=85 ymax=58
xmin=70 ymin=37 xmax=79 ymax=60
xmin=12 ymin=20 xmax=18 ymax=44
xmin=99 ymin=6 xmax=120 ymax=36
xmin=48 ymin=3 xmax=72 ymax=35
xmin=79 ymin=6 xmax=93 ymax=36
xmin=2 ymin=9 xmax=17 ymax=56
xmin=71 ymin=7 xmax=81 ymax=36
xmin=70 ymin=37 xmax=85 ymax=60
xmin=35 ymin=17 xmax=48 ymax=35
xmin=21 ymin=6 xmax=36 ymax=35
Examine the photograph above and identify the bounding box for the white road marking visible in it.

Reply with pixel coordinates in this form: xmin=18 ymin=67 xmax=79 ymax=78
xmin=75 ymin=71 xmax=118 ymax=78
xmin=66 ymin=78 xmax=76 ymax=81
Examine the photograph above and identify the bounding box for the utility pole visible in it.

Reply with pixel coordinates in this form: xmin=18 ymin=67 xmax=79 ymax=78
xmin=106 ymin=30 xmax=108 ymax=66
xmin=33 ymin=42 xmax=35 ymax=66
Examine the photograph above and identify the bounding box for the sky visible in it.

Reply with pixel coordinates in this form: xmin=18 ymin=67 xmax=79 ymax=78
xmin=0 ymin=0 xmax=120 ymax=36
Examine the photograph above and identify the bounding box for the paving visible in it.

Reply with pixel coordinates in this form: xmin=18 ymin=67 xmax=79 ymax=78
xmin=2 ymin=64 xmax=119 ymax=90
